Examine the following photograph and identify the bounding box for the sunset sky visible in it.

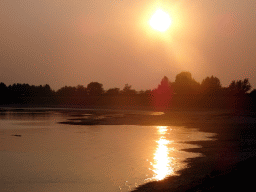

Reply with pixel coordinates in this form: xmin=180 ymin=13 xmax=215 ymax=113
xmin=1 ymin=0 xmax=256 ymax=91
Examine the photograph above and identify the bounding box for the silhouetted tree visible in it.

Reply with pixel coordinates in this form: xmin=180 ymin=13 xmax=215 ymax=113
xmin=250 ymin=89 xmax=256 ymax=98
xmin=0 ymin=82 xmax=9 ymax=104
xmin=75 ymin=85 xmax=87 ymax=97
xmin=0 ymin=82 xmax=8 ymax=93
xmin=173 ymin=72 xmax=200 ymax=95
xmin=87 ymin=82 xmax=104 ymax=96
xmin=56 ymin=86 xmax=76 ymax=97
xmin=42 ymin=84 xmax=54 ymax=96
xmin=121 ymin=84 xmax=137 ymax=95
xmin=105 ymin=88 xmax=120 ymax=96
xmin=8 ymin=83 xmax=24 ymax=97
xmin=6 ymin=83 xmax=54 ymax=104
xmin=175 ymin=72 xmax=192 ymax=83
xmin=151 ymin=76 xmax=173 ymax=110
xmin=228 ymin=78 xmax=252 ymax=95
xmin=201 ymin=76 xmax=222 ymax=95
xmin=250 ymin=89 xmax=256 ymax=110
xmin=138 ymin=89 xmax=151 ymax=96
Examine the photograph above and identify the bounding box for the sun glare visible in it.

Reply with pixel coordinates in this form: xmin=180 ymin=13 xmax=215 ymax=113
xmin=149 ymin=9 xmax=172 ymax=32
xmin=150 ymin=126 xmax=174 ymax=181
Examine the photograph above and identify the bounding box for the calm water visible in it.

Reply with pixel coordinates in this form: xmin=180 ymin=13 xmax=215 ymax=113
xmin=0 ymin=109 xmax=215 ymax=192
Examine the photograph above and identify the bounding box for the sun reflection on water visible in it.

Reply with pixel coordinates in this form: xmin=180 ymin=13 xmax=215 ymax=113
xmin=157 ymin=125 xmax=168 ymax=134
xmin=150 ymin=126 xmax=175 ymax=181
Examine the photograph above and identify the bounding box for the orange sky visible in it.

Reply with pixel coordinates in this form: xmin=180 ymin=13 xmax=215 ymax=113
xmin=1 ymin=0 xmax=256 ymax=91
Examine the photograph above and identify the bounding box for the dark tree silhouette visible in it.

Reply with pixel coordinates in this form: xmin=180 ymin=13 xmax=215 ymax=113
xmin=87 ymin=82 xmax=104 ymax=96
xmin=250 ymin=89 xmax=256 ymax=98
xmin=201 ymin=76 xmax=222 ymax=94
xmin=175 ymin=72 xmax=193 ymax=83
xmin=151 ymin=76 xmax=173 ymax=111
xmin=3 ymin=83 xmax=55 ymax=105
xmin=121 ymin=84 xmax=137 ymax=95
xmin=0 ymin=82 xmax=8 ymax=92
xmin=42 ymin=84 xmax=54 ymax=96
xmin=0 ymin=82 xmax=9 ymax=104
xmin=138 ymin=89 xmax=151 ymax=96
xmin=228 ymin=78 xmax=252 ymax=95
xmin=0 ymin=72 xmax=254 ymax=110
xmin=56 ymin=86 xmax=76 ymax=97
xmin=75 ymin=85 xmax=87 ymax=98
xmin=8 ymin=83 xmax=24 ymax=97
xmin=250 ymin=89 xmax=256 ymax=110
xmin=173 ymin=72 xmax=200 ymax=95
xmin=105 ymin=88 xmax=120 ymax=96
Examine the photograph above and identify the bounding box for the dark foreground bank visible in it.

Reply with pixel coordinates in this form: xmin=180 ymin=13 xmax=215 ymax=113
xmin=133 ymin=156 xmax=256 ymax=192
xmin=132 ymin=110 xmax=256 ymax=191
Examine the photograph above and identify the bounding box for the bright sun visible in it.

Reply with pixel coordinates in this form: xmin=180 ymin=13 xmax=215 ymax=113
xmin=149 ymin=9 xmax=172 ymax=32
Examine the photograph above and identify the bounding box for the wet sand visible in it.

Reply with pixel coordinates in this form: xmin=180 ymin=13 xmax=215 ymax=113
xmin=1 ymin=108 xmax=256 ymax=191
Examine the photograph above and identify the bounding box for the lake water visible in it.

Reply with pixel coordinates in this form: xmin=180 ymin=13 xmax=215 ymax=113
xmin=0 ymin=109 xmax=215 ymax=192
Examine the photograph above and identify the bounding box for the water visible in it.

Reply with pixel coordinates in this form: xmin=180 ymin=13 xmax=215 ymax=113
xmin=0 ymin=109 xmax=215 ymax=192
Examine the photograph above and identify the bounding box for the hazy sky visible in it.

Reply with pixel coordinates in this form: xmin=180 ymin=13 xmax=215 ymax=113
xmin=1 ymin=0 xmax=256 ymax=91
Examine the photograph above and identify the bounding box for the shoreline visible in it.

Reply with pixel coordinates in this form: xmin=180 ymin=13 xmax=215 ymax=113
xmin=132 ymin=111 xmax=256 ymax=191
xmin=1 ymin=107 xmax=256 ymax=191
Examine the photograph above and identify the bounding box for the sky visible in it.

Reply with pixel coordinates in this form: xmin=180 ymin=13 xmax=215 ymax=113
xmin=1 ymin=0 xmax=256 ymax=91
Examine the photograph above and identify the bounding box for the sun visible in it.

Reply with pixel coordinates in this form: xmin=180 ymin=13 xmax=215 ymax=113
xmin=149 ymin=9 xmax=172 ymax=32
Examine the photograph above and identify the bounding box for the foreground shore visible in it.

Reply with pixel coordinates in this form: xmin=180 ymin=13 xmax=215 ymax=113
xmin=1 ymin=107 xmax=256 ymax=191
xmin=131 ymin=110 xmax=256 ymax=191
xmin=58 ymin=108 xmax=256 ymax=191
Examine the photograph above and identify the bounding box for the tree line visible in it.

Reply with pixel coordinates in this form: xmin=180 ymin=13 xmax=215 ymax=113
xmin=0 ymin=71 xmax=255 ymax=110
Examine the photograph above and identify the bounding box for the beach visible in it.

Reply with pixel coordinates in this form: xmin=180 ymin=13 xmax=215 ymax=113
xmin=1 ymin=108 xmax=256 ymax=191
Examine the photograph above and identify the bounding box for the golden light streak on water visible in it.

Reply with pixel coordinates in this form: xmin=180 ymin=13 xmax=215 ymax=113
xmin=157 ymin=126 xmax=168 ymax=134
xmin=152 ymin=138 xmax=174 ymax=180
xmin=150 ymin=126 xmax=174 ymax=181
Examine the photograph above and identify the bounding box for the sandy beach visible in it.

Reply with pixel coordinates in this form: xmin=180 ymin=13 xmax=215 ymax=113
xmin=1 ymin=108 xmax=256 ymax=191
